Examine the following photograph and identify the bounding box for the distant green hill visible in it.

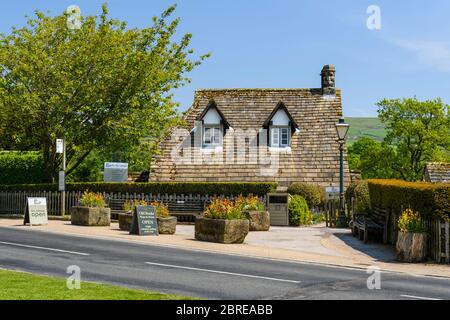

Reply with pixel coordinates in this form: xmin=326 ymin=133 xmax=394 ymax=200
xmin=345 ymin=117 xmax=386 ymax=145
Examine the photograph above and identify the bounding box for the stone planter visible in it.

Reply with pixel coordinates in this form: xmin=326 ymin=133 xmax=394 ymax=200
xmin=195 ymin=217 xmax=249 ymax=244
xmin=157 ymin=216 xmax=177 ymax=234
xmin=118 ymin=212 xmax=133 ymax=231
xmin=396 ymin=231 xmax=427 ymax=262
xmin=71 ymin=206 xmax=111 ymax=226
xmin=247 ymin=210 xmax=270 ymax=231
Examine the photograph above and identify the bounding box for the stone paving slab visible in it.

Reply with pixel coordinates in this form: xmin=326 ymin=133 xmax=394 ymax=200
xmin=0 ymin=219 xmax=448 ymax=278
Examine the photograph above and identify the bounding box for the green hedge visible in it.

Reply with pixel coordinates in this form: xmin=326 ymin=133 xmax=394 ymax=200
xmin=367 ymin=179 xmax=450 ymax=221
xmin=286 ymin=182 xmax=325 ymax=208
xmin=0 ymin=182 xmax=277 ymax=196
xmin=0 ymin=152 xmax=44 ymax=185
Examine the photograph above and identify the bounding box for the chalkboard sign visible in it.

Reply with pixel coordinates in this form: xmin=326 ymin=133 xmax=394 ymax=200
xmin=129 ymin=205 xmax=158 ymax=236
xmin=24 ymin=197 xmax=48 ymax=226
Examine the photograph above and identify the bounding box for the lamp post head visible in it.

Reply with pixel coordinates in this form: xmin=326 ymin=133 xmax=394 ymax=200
xmin=335 ymin=117 xmax=350 ymax=141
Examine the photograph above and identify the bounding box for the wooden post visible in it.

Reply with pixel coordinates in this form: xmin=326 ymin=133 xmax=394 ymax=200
xmin=445 ymin=222 xmax=450 ymax=264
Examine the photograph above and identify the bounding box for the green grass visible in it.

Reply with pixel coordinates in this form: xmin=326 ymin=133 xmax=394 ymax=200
xmin=346 ymin=117 xmax=386 ymax=145
xmin=0 ymin=269 xmax=192 ymax=300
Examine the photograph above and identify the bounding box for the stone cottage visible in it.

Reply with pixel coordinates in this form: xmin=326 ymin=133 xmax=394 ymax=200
xmin=150 ymin=65 xmax=349 ymax=187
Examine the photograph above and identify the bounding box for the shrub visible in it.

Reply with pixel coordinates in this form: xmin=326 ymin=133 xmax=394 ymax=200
xmin=123 ymin=199 xmax=148 ymax=212
xmin=287 ymin=183 xmax=325 ymax=208
xmin=0 ymin=152 xmax=44 ymax=184
xmin=79 ymin=191 xmax=106 ymax=208
xmin=0 ymin=181 xmax=277 ymax=196
xmin=353 ymin=180 xmax=370 ymax=213
xmin=288 ymin=195 xmax=311 ymax=226
xmin=398 ymin=208 xmax=427 ymax=233
xmin=234 ymin=195 xmax=265 ymax=212
xmin=368 ymin=179 xmax=450 ymax=221
xmin=150 ymin=201 xmax=169 ymax=218
xmin=204 ymin=199 xmax=246 ymax=220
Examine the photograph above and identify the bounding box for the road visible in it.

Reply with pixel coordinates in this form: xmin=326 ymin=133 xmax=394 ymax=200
xmin=0 ymin=226 xmax=449 ymax=300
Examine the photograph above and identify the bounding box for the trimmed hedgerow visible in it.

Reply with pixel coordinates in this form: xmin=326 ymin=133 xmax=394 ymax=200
xmin=345 ymin=180 xmax=370 ymax=214
xmin=367 ymin=179 xmax=450 ymax=221
xmin=0 ymin=152 xmax=44 ymax=185
xmin=288 ymin=195 xmax=311 ymax=226
xmin=0 ymin=181 xmax=277 ymax=197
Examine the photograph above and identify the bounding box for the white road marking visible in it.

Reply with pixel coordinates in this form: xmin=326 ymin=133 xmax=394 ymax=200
xmin=400 ymin=294 xmax=442 ymax=301
xmin=145 ymin=261 xmax=301 ymax=284
xmin=0 ymin=241 xmax=90 ymax=256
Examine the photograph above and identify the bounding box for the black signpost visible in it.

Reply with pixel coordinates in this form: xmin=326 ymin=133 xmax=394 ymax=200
xmin=129 ymin=205 xmax=158 ymax=236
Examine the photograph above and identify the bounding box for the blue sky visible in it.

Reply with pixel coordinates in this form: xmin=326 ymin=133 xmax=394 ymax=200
xmin=1 ymin=1 xmax=450 ymax=116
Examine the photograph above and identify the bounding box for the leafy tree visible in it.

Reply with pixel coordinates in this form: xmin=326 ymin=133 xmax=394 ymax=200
xmin=377 ymin=98 xmax=450 ymax=181
xmin=0 ymin=4 xmax=208 ymax=182
xmin=348 ymin=137 xmax=398 ymax=179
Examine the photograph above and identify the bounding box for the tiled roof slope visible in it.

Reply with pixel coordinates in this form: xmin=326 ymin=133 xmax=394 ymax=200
xmin=424 ymin=162 xmax=450 ymax=183
xmin=150 ymin=88 xmax=350 ymax=187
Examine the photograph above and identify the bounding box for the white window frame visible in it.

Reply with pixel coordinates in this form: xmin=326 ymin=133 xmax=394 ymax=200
xmin=269 ymin=126 xmax=290 ymax=148
xmin=203 ymin=125 xmax=222 ymax=148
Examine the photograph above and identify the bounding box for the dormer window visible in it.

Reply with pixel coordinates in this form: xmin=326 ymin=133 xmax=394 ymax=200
xmin=263 ymin=102 xmax=298 ymax=148
xmin=196 ymin=100 xmax=230 ymax=149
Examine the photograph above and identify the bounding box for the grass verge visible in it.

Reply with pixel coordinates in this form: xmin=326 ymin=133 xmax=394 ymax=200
xmin=0 ymin=269 xmax=192 ymax=300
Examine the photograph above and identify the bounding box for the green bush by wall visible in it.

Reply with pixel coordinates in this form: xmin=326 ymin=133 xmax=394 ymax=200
xmin=0 ymin=181 xmax=277 ymax=196
xmin=288 ymin=195 xmax=311 ymax=226
xmin=345 ymin=180 xmax=370 ymax=213
xmin=367 ymin=179 xmax=450 ymax=221
xmin=0 ymin=152 xmax=44 ymax=185
xmin=287 ymin=182 xmax=325 ymax=208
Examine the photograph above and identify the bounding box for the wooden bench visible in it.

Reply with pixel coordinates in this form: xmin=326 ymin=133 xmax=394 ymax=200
xmin=106 ymin=198 xmax=127 ymax=220
xmin=167 ymin=199 xmax=206 ymax=223
xmin=352 ymin=207 xmax=389 ymax=244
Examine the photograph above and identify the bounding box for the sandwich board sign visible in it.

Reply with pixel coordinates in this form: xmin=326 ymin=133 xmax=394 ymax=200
xmin=129 ymin=205 xmax=158 ymax=236
xmin=325 ymin=186 xmax=340 ymax=201
xmin=24 ymin=197 xmax=48 ymax=226
xmin=104 ymin=162 xmax=128 ymax=182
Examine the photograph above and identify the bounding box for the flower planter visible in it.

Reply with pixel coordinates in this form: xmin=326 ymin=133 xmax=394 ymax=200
xmin=246 ymin=210 xmax=270 ymax=231
xmin=195 ymin=217 xmax=249 ymax=244
xmin=71 ymin=206 xmax=111 ymax=226
xmin=118 ymin=212 xmax=133 ymax=231
xmin=157 ymin=216 xmax=177 ymax=234
xmin=396 ymin=231 xmax=427 ymax=262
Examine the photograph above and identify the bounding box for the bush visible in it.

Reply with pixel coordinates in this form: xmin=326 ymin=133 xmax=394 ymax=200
xmin=204 ymin=199 xmax=246 ymax=220
xmin=0 ymin=152 xmax=44 ymax=184
xmin=79 ymin=191 xmax=106 ymax=208
xmin=234 ymin=195 xmax=265 ymax=212
xmin=368 ymin=179 xmax=450 ymax=221
xmin=0 ymin=181 xmax=277 ymax=196
xmin=346 ymin=180 xmax=370 ymax=213
xmin=398 ymin=208 xmax=426 ymax=233
xmin=287 ymin=183 xmax=325 ymax=208
xmin=288 ymin=195 xmax=311 ymax=226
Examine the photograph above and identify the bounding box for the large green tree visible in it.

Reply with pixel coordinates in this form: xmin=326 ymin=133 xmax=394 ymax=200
xmin=377 ymin=97 xmax=450 ymax=181
xmin=0 ymin=4 xmax=208 ymax=182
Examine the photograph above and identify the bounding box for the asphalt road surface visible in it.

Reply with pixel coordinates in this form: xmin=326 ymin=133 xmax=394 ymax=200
xmin=0 ymin=226 xmax=449 ymax=300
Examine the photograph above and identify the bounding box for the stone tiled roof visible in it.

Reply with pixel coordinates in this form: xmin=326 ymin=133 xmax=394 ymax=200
xmin=424 ymin=162 xmax=450 ymax=183
xmin=150 ymin=87 xmax=349 ymax=187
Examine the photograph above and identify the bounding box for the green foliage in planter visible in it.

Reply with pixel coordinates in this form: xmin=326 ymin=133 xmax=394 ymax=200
xmin=368 ymin=179 xmax=450 ymax=221
xmin=288 ymin=195 xmax=311 ymax=226
xmin=204 ymin=199 xmax=246 ymax=220
xmin=123 ymin=199 xmax=147 ymax=212
xmin=0 ymin=181 xmax=277 ymax=196
xmin=150 ymin=201 xmax=170 ymax=218
xmin=0 ymin=152 xmax=44 ymax=184
xmin=287 ymin=183 xmax=325 ymax=208
xmin=79 ymin=191 xmax=106 ymax=208
xmin=398 ymin=209 xmax=427 ymax=233
xmin=234 ymin=195 xmax=265 ymax=212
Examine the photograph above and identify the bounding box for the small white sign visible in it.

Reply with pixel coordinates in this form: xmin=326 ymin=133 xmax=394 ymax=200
xmin=325 ymin=186 xmax=340 ymax=201
xmin=58 ymin=171 xmax=65 ymax=191
xmin=56 ymin=139 xmax=64 ymax=154
xmin=24 ymin=197 xmax=48 ymax=226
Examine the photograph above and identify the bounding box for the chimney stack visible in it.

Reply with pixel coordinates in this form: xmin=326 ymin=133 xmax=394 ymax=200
xmin=321 ymin=64 xmax=335 ymax=96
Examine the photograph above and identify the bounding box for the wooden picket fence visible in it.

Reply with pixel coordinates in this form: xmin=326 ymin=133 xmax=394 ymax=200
xmin=0 ymin=190 xmax=262 ymax=216
xmin=423 ymin=218 xmax=450 ymax=264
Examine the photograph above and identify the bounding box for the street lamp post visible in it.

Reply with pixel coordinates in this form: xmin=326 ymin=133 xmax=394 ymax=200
xmin=335 ymin=118 xmax=350 ymax=228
